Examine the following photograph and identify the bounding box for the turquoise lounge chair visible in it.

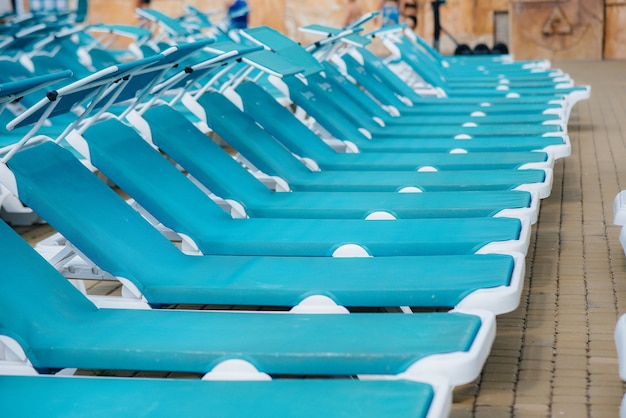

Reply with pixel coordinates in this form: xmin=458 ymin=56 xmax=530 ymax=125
xmin=191 ymin=91 xmax=553 ymax=199
xmin=0 ymin=373 xmax=451 ymax=418
xmin=5 ymin=62 xmax=530 ymax=259
xmin=0 ymin=218 xmax=496 ymax=386
xmin=138 ymin=103 xmax=540 ymax=223
xmin=233 ymin=79 xmax=554 ymax=172
xmin=1 ymin=139 xmax=525 ymax=313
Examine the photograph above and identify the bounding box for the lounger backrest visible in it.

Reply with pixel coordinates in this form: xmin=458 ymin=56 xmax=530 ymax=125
xmin=355 ymin=48 xmax=424 ymax=103
xmin=234 ymin=81 xmax=336 ymax=160
xmin=320 ymin=61 xmax=392 ymax=120
xmin=385 ymin=37 xmax=447 ymax=88
xmin=82 ymin=117 xmax=234 ymax=229
xmin=306 ymin=72 xmax=382 ymax=132
xmin=141 ymin=104 xmax=272 ymax=203
xmin=338 ymin=53 xmax=411 ymax=109
xmin=0 ymin=219 xmax=97 ymax=347
xmin=5 ymin=141 xmax=186 ymax=289
xmin=197 ymin=91 xmax=313 ymax=178
xmin=280 ymin=74 xmax=366 ymax=143
xmin=242 ymin=26 xmax=324 ymax=77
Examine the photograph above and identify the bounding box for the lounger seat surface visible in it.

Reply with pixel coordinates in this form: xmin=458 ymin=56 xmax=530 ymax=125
xmin=0 ymin=375 xmax=440 ymax=418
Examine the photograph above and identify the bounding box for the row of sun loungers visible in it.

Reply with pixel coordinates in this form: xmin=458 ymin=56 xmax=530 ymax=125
xmin=0 ymin=6 xmax=591 ymax=417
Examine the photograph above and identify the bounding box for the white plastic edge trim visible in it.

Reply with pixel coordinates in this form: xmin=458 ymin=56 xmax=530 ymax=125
xmin=615 ymin=314 xmax=626 ymax=380
xmin=513 ymin=167 xmax=553 ymax=200
xmin=398 ymin=186 xmax=423 ymax=193
xmin=202 ymin=359 xmax=272 ymax=381
xmin=0 ymin=163 xmax=19 ymax=196
xmin=365 ymin=211 xmax=397 ymax=220
xmin=479 ymin=216 xmax=531 ymax=256
xmin=400 ymin=308 xmax=497 ymax=386
xmin=614 ymin=191 xmax=626 ymax=225
xmin=289 ymin=295 xmax=349 ymax=314
xmin=457 ymin=251 xmax=526 ymax=315
xmin=332 ymin=243 xmax=372 ymax=257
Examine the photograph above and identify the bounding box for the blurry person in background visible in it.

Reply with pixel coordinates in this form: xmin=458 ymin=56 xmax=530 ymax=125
xmin=378 ymin=0 xmax=400 ymax=27
xmin=224 ymin=0 xmax=249 ymax=29
xmin=344 ymin=0 xmax=362 ymax=27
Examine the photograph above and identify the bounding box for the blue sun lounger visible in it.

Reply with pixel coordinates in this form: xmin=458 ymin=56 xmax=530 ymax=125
xmin=6 ymin=56 xmax=530 ymax=259
xmin=232 ymin=79 xmax=553 ymax=171
xmin=0 ymin=373 xmax=451 ymax=418
xmin=137 ymin=102 xmax=539 ymax=223
xmin=0 ymin=76 xmax=526 ymax=314
xmin=238 ymin=27 xmax=571 ymax=161
xmin=0 ymin=218 xmax=496 ymax=387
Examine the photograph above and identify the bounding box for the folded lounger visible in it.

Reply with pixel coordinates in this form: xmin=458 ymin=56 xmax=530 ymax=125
xmin=0 ymin=218 xmax=496 ymax=388
xmin=0 ymin=373 xmax=450 ymax=418
xmin=136 ymin=103 xmax=540 ymax=223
